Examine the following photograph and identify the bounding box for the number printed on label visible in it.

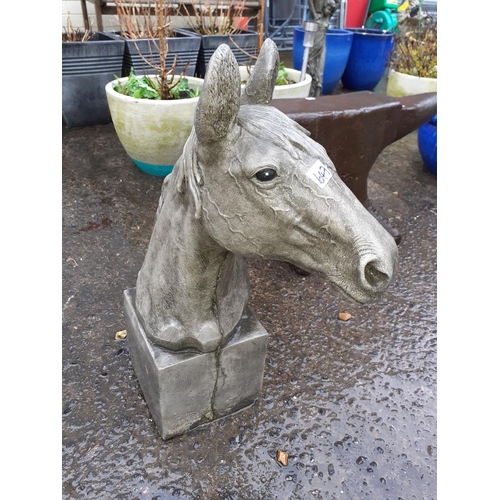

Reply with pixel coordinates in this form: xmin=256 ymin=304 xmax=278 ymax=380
xmin=306 ymin=160 xmax=332 ymax=188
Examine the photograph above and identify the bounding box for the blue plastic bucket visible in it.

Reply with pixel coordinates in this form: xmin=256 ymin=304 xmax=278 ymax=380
xmin=293 ymin=28 xmax=353 ymax=95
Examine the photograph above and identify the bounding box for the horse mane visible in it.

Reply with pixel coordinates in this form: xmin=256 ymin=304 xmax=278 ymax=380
xmin=174 ymin=104 xmax=314 ymax=220
xmin=236 ymin=105 xmax=312 ymax=160
xmin=174 ymin=129 xmax=204 ymax=219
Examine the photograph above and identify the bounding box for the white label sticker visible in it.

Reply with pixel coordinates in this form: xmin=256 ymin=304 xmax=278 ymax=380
xmin=306 ymin=160 xmax=332 ymax=188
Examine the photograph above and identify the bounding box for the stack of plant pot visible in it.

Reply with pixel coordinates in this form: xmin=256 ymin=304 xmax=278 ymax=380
xmin=62 ymin=32 xmax=125 ymax=128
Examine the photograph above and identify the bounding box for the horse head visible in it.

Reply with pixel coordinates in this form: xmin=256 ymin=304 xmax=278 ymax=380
xmin=177 ymin=39 xmax=398 ymax=306
xmin=132 ymin=40 xmax=400 ymax=439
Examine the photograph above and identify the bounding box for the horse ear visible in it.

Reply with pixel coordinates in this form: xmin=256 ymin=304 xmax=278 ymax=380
xmin=240 ymin=38 xmax=279 ymax=106
xmin=194 ymin=44 xmax=241 ymax=144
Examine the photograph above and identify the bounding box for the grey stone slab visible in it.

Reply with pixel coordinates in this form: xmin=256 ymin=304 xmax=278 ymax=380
xmin=124 ymin=288 xmax=269 ymax=440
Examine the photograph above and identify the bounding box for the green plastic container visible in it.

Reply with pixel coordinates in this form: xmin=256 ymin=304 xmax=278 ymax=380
xmin=366 ymin=9 xmax=398 ymax=31
xmin=369 ymin=0 xmax=398 ymax=13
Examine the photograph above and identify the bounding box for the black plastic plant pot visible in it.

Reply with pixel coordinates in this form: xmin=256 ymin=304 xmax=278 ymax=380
xmin=62 ymin=32 xmax=125 ymax=128
xmin=174 ymin=27 xmax=258 ymax=78
xmin=103 ymin=30 xmax=202 ymax=78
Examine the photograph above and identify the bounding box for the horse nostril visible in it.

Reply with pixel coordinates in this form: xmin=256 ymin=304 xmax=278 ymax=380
xmin=364 ymin=260 xmax=390 ymax=289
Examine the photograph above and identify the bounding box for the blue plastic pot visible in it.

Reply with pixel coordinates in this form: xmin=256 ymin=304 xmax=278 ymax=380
xmin=418 ymin=115 xmax=437 ymax=176
xmin=341 ymin=28 xmax=394 ymax=91
xmin=293 ymin=28 xmax=353 ymax=95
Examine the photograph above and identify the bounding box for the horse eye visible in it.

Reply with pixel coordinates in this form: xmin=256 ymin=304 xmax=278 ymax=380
xmin=255 ymin=168 xmax=277 ymax=182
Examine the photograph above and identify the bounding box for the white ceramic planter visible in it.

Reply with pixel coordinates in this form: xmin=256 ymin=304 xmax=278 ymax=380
xmin=386 ymin=69 xmax=437 ymax=97
xmin=105 ymin=75 xmax=204 ymax=176
xmin=239 ymin=66 xmax=312 ymax=99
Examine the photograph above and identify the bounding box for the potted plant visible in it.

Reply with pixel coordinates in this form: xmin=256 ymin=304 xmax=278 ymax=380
xmin=62 ymin=15 xmax=125 ymax=128
xmin=340 ymin=27 xmax=395 ymax=92
xmin=106 ymin=70 xmax=203 ymax=177
xmin=103 ymin=0 xmax=202 ymax=77
xmin=386 ymin=12 xmax=437 ymax=97
xmin=175 ymin=0 xmax=259 ymax=77
xmin=240 ymin=62 xmax=312 ymax=99
xmin=105 ymin=1 xmax=204 ymax=177
xmin=418 ymin=114 xmax=437 ymax=176
xmin=292 ymin=27 xmax=353 ymax=95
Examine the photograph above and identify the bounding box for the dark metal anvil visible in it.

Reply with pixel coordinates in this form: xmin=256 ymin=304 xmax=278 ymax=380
xmin=273 ymin=91 xmax=438 ymax=245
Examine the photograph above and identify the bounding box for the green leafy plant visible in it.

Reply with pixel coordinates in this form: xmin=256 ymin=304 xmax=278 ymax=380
xmin=243 ymin=62 xmax=294 ymax=86
xmin=112 ymin=68 xmax=200 ymax=100
xmin=168 ymin=76 xmax=200 ymax=99
xmin=275 ymin=63 xmax=293 ymax=86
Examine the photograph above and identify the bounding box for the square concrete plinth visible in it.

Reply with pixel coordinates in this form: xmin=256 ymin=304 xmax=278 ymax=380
xmin=124 ymin=289 xmax=269 ymax=440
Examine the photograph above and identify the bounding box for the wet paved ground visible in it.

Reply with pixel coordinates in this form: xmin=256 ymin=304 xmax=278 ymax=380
xmin=62 ymin=69 xmax=437 ymax=498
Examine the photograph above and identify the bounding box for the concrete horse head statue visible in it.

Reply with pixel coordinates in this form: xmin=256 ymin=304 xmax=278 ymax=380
xmin=135 ymin=39 xmax=398 ymax=354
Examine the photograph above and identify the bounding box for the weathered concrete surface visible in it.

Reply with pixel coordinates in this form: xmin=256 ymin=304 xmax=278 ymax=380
xmin=62 ymin=94 xmax=436 ymax=498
